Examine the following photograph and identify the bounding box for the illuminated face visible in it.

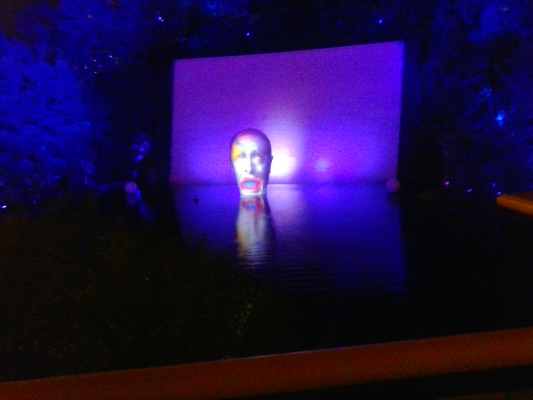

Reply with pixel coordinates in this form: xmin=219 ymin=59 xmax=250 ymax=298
xmin=231 ymin=129 xmax=273 ymax=197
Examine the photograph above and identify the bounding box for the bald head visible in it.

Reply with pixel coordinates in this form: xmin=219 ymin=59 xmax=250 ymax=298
xmin=230 ymin=129 xmax=273 ymax=196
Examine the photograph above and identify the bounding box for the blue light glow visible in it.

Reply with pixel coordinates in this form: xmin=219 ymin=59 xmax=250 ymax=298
xmin=496 ymin=110 xmax=506 ymax=127
xmin=480 ymin=87 xmax=492 ymax=97
xmin=315 ymin=159 xmax=330 ymax=172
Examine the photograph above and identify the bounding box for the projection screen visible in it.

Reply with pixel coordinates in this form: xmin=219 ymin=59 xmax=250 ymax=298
xmin=171 ymin=42 xmax=403 ymax=184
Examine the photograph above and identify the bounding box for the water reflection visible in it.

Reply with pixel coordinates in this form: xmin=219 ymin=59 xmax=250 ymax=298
xmin=236 ymin=196 xmax=275 ymax=267
xmin=174 ymin=184 xmax=406 ymax=296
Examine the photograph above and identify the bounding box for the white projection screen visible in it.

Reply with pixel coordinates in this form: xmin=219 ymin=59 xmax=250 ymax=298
xmin=171 ymin=42 xmax=404 ymax=184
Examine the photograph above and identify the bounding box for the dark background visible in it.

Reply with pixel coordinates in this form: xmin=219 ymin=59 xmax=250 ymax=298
xmin=0 ymin=0 xmax=532 ymax=208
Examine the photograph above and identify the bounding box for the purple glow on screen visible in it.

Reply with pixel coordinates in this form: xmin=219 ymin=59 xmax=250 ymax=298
xmin=171 ymin=42 xmax=403 ymax=184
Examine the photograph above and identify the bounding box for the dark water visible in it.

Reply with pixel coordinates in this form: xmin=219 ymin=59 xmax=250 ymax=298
xmin=174 ymin=183 xmax=533 ymax=345
xmin=174 ymin=184 xmax=406 ymax=296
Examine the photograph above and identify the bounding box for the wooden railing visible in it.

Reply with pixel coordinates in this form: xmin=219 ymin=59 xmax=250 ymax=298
xmin=497 ymin=193 xmax=533 ymax=216
xmin=2 ymin=327 xmax=533 ymax=399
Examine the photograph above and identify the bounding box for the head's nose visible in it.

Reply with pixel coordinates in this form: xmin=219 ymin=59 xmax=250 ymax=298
xmin=243 ymin=155 xmax=254 ymax=175
xmin=249 ymin=157 xmax=257 ymax=174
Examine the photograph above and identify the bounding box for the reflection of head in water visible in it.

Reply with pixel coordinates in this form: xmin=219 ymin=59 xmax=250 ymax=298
xmin=236 ymin=196 xmax=275 ymax=266
xmin=230 ymin=129 xmax=273 ymax=197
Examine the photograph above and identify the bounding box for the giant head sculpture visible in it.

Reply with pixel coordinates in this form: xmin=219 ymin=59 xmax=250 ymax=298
xmin=230 ymin=129 xmax=273 ymax=197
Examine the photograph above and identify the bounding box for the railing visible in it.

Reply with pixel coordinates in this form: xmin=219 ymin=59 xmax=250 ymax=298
xmin=2 ymin=327 xmax=533 ymax=399
xmin=497 ymin=193 xmax=533 ymax=216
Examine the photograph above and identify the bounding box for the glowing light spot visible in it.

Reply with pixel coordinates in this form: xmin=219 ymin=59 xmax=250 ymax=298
xmin=270 ymin=149 xmax=296 ymax=178
xmin=315 ymin=159 xmax=330 ymax=173
xmin=496 ymin=110 xmax=505 ymax=127
xmin=480 ymin=87 xmax=492 ymax=97
xmin=124 ymin=181 xmax=140 ymax=194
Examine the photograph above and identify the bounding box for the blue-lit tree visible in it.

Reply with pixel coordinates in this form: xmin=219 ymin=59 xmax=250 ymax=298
xmin=56 ymin=0 xmax=146 ymax=78
xmin=0 ymin=0 xmax=161 ymax=208
xmin=0 ymin=34 xmax=94 ymax=207
xmin=428 ymin=0 xmax=533 ymax=194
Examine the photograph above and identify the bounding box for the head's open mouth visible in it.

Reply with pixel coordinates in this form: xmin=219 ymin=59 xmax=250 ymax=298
xmin=240 ymin=177 xmax=262 ymax=192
